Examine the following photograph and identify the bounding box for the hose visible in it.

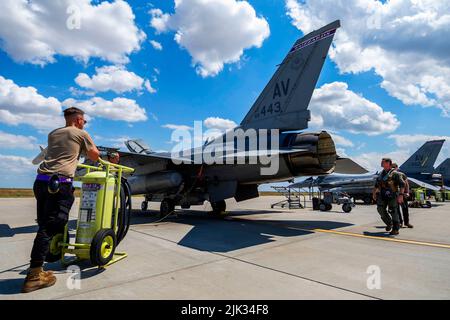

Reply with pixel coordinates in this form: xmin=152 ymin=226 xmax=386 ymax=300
xmin=115 ymin=178 xmax=132 ymax=245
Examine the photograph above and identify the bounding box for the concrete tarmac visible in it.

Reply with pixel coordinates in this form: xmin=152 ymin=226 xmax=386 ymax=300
xmin=1 ymin=196 xmax=449 ymax=300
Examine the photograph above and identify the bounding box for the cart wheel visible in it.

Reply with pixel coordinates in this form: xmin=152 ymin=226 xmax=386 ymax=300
xmin=210 ymin=200 xmax=227 ymax=217
xmin=325 ymin=203 xmax=332 ymax=211
xmin=45 ymin=231 xmax=68 ymax=263
xmin=90 ymin=229 xmax=116 ymax=267
xmin=342 ymin=203 xmax=352 ymax=213
xmin=319 ymin=203 xmax=327 ymax=212
xmin=363 ymin=197 xmax=372 ymax=205
xmin=141 ymin=201 xmax=148 ymax=211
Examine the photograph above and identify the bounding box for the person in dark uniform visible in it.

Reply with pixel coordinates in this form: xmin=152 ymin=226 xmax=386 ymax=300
xmin=22 ymin=107 xmax=100 ymax=293
xmin=392 ymin=163 xmax=413 ymax=228
xmin=372 ymin=158 xmax=406 ymax=236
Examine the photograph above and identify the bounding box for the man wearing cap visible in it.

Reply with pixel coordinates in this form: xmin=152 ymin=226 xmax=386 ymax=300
xmin=22 ymin=107 xmax=100 ymax=293
xmin=372 ymin=158 xmax=406 ymax=236
xmin=392 ymin=162 xmax=413 ymax=228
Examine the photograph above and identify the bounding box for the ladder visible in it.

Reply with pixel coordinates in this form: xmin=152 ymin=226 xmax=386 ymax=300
xmin=270 ymin=186 xmax=305 ymax=209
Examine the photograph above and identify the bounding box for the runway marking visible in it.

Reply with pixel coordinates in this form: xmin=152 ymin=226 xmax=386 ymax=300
xmin=228 ymin=217 xmax=450 ymax=250
xmin=310 ymin=228 xmax=450 ymax=249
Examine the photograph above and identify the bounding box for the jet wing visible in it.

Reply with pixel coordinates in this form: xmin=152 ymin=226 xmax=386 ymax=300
xmin=334 ymin=157 xmax=368 ymax=174
xmin=407 ymin=177 xmax=441 ymax=191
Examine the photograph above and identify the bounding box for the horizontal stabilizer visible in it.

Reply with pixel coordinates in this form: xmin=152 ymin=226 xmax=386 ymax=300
xmin=408 ymin=177 xmax=441 ymax=191
xmin=334 ymin=157 xmax=368 ymax=174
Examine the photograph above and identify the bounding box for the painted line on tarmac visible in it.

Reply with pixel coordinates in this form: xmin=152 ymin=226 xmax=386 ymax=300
xmin=228 ymin=217 xmax=450 ymax=249
xmin=310 ymin=228 xmax=450 ymax=249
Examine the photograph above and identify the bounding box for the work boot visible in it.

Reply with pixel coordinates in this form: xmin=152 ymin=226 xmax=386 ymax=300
xmin=389 ymin=229 xmax=399 ymax=236
xmin=22 ymin=267 xmax=56 ymax=293
xmin=405 ymin=223 xmax=414 ymax=228
xmin=385 ymin=224 xmax=392 ymax=232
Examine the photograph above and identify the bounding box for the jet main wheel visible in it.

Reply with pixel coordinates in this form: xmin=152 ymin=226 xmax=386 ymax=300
xmin=90 ymin=228 xmax=116 ymax=267
xmin=160 ymin=199 xmax=175 ymax=217
xmin=210 ymin=200 xmax=227 ymax=216
xmin=141 ymin=201 xmax=148 ymax=211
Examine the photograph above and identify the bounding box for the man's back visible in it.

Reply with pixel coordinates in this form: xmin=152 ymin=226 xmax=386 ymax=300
xmin=38 ymin=126 xmax=94 ymax=178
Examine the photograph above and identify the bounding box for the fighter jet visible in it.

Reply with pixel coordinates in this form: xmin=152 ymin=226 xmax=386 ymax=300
xmin=100 ymin=20 xmax=366 ymax=216
xmin=435 ymin=158 xmax=450 ymax=189
xmin=288 ymin=140 xmax=446 ymax=204
xmin=400 ymin=140 xmax=445 ymax=187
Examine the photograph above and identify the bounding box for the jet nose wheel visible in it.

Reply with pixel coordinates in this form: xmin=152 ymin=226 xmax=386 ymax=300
xmin=141 ymin=201 xmax=148 ymax=211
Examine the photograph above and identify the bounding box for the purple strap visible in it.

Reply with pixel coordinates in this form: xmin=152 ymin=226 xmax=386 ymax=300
xmin=36 ymin=174 xmax=73 ymax=183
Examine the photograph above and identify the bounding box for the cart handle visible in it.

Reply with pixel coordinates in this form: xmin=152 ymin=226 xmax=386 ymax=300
xmin=76 ymin=158 xmax=135 ymax=175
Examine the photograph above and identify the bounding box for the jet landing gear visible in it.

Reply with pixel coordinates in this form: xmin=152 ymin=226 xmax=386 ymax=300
xmin=210 ymin=200 xmax=228 ymax=217
xmin=141 ymin=195 xmax=152 ymax=212
xmin=160 ymin=198 xmax=175 ymax=218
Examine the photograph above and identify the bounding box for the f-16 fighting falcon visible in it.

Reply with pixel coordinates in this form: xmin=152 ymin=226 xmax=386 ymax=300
xmin=286 ymin=139 xmax=446 ymax=204
xmin=96 ymin=20 xmax=367 ymax=217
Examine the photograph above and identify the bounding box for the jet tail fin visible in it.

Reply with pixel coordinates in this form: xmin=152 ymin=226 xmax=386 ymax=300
xmin=240 ymin=20 xmax=340 ymax=131
xmin=400 ymin=140 xmax=445 ymax=174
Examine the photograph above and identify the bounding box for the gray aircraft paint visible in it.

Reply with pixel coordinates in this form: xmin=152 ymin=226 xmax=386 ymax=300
xmin=435 ymin=158 xmax=450 ymax=185
xmin=240 ymin=20 xmax=341 ymax=131
xmin=94 ymin=20 xmax=371 ymax=207
xmin=399 ymin=140 xmax=445 ymax=174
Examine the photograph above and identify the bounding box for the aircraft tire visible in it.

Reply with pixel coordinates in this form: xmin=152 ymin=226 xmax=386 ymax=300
xmin=210 ymin=200 xmax=227 ymax=216
xmin=160 ymin=199 xmax=175 ymax=217
xmin=141 ymin=201 xmax=148 ymax=211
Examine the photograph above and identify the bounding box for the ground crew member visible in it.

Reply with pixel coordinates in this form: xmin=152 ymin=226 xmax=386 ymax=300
xmin=392 ymin=163 xmax=413 ymax=228
xmin=22 ymin=107 xmax=101 ymax=293
xmin=372 ymin=158 xmax=405 ymax=236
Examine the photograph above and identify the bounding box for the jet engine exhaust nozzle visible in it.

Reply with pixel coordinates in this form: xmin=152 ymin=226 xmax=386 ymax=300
xmin=285 ymin=131 xmax=336 ymax=176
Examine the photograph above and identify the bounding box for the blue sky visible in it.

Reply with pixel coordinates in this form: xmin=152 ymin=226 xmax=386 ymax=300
xmin=0 ymin=0 xmax=449 ymax=188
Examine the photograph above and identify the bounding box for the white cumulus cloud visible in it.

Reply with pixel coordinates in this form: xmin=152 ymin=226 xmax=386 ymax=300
xmin=204 ymin=117 xmax=237 ymax=131
xmin=285 ymin=0 xmax=450 ymax=116
xmin=0 ymin=0 xmax=145 ymax=65
xmin=0 ymin=76 xmax=64 ymax=130
xmin=0 ymin=131 xmax=37 ymax=150
xmin=150 ymin=0 xmax=270 ymax=77
xmin=75 ymin=65 xmax=155 ymax=94
xmin=63 ymin=97 xmax=147 ymax=123
xmin=309 ymin=82 xmax=400 ymax=135
xmin=149 ymin=40 xmax=163 ymax=51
